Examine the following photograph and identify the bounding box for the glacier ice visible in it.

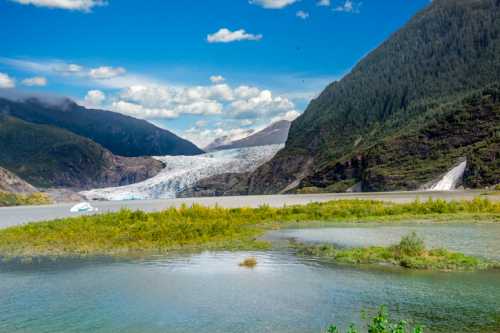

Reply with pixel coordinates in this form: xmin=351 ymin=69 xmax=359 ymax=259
xmin=81 ymin=145 xmax=283 ymax=201
xmin=70 ymin=202 xmax=98 ymax=213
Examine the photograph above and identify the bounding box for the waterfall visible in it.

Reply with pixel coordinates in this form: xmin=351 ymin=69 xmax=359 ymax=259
xmin=430 ymin=160 xmax=467 ymax=191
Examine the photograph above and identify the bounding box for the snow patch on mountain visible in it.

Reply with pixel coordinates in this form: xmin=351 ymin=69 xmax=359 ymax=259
xmin=81 ymin=145 xmax=283 ymax=201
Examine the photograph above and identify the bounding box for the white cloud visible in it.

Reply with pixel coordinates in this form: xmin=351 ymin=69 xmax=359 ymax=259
xmin=0 ymin=73 xmax=15 ymax=88
xmin=296 ymin=10 xmax=309 ymax=19
xmin=249 ymin=0 xmax=298 ymax=9
xmin=271 ymin=110 xmax=300 ymax=123
xmin=207 ymin=28 xmax=262 ymax=43
xmin=334 ymin=0 xmax=361 ymax=13
xmin=111 ymin=101 xmax=178 ymax=119
xmin=84 ymin=89 xmax=106 ymax=107
xmin=210 ymin=75 xmax=225 ymax=84
xmin=21 ymin=76 xmax=47 ymax=86
xmin=229 ymin=89 xmax=296 ymax=119
xmin=10 ymin=0 xmax=106 ymax=12
xmin=317 ymin=0 xmax=330 ymax=6
xmin=89 ymin=66 xmax=126 ymax=79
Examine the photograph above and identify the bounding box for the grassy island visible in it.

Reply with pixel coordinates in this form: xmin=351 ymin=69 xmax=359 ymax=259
xmin=293 ymin=232 xmax=496 ymax=271
xmin=0 ymin=198 xmax=499 ymax=258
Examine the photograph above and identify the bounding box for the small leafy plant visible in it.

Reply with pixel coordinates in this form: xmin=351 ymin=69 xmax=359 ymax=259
xmin=326 ymin=307 xmax=424 ymax=333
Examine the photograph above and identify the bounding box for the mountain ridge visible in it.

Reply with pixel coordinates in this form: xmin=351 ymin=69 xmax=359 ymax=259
xmin=0 ymin=97 xmax=203 ymax=157
xmin=243 ymin=0 xmax=500 ymax=194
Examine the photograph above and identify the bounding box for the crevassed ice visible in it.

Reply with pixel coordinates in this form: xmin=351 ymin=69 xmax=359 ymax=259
xmin=81 ymin=145 xmax=283 ymax=201
xmin=431 ymin=160 xmax=467 ymax=191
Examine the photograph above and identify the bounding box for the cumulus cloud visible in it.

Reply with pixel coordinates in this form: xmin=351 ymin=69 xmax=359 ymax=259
xmin=0 ymin=73 xmax=15 ymax=88
xmin=10 ymin=0 xmax=106 ymax=12
xmin=89 ymin=66 xmax=126 ymax=79
xmin=84 ymin=89 xmax=106 ymax=107
xmin=207 ymin=28 xmax=262 ymax=43
xmin=21 ymin=76 xmax=47 ymax=87
xmin=271 ymin=110 xmax=300 ymax=123
xmin=249 ymin=0 xmax=298 ymax=9
xmin=334 ymin=0 xmax=361 ymax=13
xmin=210 ymin=75 xmax=225 ymax=84
xmin=317 ymin=0 xmax=330 ymax=6
xmin=296 ymin=10 xmax=309 ymax=19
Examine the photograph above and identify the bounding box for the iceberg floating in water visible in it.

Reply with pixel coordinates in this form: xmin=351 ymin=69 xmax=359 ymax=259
xmin=430 ymin=160 xmax=467 ymax=191
xmin=70 ymin=202 xmax=98 ymax=213
xmin=81 ymin=145 xmax=283 ymax=201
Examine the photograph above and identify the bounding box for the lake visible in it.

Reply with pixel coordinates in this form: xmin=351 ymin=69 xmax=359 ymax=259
xmin=1 ymin=223 xmax=499 ymax=333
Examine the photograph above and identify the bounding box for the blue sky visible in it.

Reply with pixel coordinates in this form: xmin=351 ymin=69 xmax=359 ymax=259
xmin=0 ymin=0 xmax=430 ymax=147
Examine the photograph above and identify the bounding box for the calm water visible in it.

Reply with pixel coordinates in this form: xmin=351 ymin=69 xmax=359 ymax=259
xmin=1 ymin=223 xmax=500 ymax=333
xmin=267 ymin=223 xmax=500 ymax=260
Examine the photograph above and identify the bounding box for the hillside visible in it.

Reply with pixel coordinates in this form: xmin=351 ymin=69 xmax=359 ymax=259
xmin=0 ymin=166 xmax=37 ymax=194
xmin=244 ymin=0 xmax=500 ymax=194
xmin=206 ymin=120 xmax=291 ymax=151
xmin=0 ymin=97 xmax=203 ymax=157
xmin=0 ymin=115 xmax=164 ymax=189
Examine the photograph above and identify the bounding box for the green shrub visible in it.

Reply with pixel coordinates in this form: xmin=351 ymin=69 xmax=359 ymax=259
xmin=395 ymin=232 xmax=425 ymax=257
xmin=326 ymin=307 xmax=423 ymax=333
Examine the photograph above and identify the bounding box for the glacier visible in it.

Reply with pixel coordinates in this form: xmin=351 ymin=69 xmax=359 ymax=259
xmin=81 ymin=144 xmax=283 ymax=201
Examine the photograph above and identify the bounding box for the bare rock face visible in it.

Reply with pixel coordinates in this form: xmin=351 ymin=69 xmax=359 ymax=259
xmin=0 ymin=167 xmax=37 ymax=194
xmin=178 ymin=172 xmax=251 ymax=198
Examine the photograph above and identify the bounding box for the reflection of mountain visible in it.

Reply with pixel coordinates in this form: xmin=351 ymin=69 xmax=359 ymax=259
xmin=205 ymin=121 xmax=291 ymax=151
xmin=81 ymin=145 xmax=283 ymax=200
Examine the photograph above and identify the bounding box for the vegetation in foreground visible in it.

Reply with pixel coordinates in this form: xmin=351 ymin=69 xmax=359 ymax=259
xmin=294 ymin=232 xmax=495 ymax=271
xmin=0 ymin=191 xmax=52 ymax=207
xmin=327 ymin=307 xmax=423 ymax=333
xmin=0 ymin=198 xmax=499 ymax=257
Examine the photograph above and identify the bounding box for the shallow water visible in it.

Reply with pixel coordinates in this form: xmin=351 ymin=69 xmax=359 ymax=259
xmin=267 ymin=223 xmax=500 ymax=260
xmin=1 ymin=249 xmax=499 ymax=333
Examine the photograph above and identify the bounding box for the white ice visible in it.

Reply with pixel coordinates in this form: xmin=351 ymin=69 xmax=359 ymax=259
xmin=81 ymin=144 xmax=283 ymax=201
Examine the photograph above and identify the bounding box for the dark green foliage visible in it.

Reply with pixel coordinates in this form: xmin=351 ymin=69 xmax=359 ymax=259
xmin=0 ymin=115 xmax=162 ymax=188
xmin=250 ymin=0 xmax=500 ymax=193
xmin=0 ymin=97 xmax=203 ymax=157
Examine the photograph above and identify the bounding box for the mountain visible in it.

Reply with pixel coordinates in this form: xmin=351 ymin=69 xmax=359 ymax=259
xmin=206 ymin=120 xmax=291 ymax=151
xmin=241 ymin=0 xmax=500 ymax=194
xmin=0 ymin=114 xmax=164 ymax=189
xmin=0 ymin=166 xmax=37 ymax=194
xmin=0 ymin=97 xmax=203 ymax=157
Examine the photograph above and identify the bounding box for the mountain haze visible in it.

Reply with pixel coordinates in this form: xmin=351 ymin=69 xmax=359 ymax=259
xmin=206 ymin=120 xmax=291 ymax=151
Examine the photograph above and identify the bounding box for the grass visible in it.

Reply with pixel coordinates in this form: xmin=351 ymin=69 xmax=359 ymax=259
xmin=0 ymin=198 xmax=499 ymax=258
xmin=239 ymin=257 xmax=257 ymax=268
xmin=327 ymin=306 xmax=424 ymax=333
xmin=293 ymin=232 xmax=496 ymax=271
xmin=0 ymin=191 xmax=52 ymax=207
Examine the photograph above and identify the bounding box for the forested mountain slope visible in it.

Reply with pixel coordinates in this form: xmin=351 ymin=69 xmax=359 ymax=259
xmin=245 ymin=0 xmax=500 ymax=193
xmin=0 ymin=115 xmax=164 ymax=189
xmin=0 ymin=97 xmax=203 ymax=157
